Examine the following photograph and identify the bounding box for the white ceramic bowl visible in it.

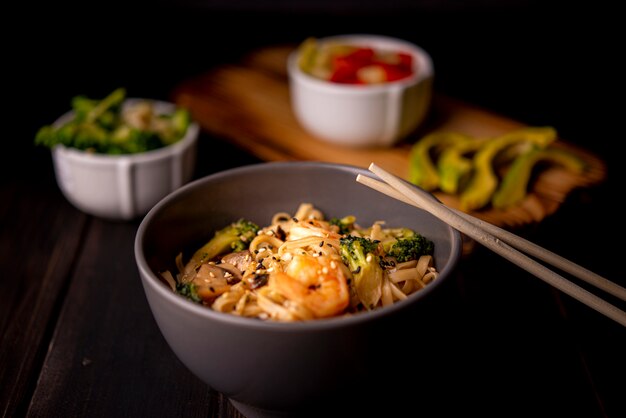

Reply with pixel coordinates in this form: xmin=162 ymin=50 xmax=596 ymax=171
xmin=51 ymin=99 xmax=199 ymax=220
xmin=287 ymin=34 xmax=434 ymax=148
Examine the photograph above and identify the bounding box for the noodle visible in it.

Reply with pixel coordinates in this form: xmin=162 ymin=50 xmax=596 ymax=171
xmin=249 ymin=234 xmax=284 ymax=255
xmin=167 ymin=202 xmax=439 ymax=321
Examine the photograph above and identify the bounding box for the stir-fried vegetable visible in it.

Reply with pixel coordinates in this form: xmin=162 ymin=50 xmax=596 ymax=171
xmin=340 ymin=235 xmax=383 ymax=309
xmin=181 ymin=219 xmax=260 ymax=283
xmin=35 ymin=88 xmax=191 ymax=154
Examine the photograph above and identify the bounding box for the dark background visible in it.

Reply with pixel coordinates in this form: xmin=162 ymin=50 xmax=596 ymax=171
xmin=7 ymin=0 xmax=622 ymax=168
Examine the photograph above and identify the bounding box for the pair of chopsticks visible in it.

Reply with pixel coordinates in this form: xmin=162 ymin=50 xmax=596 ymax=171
xmin=358 ymin=163 xmax=626 ymax=327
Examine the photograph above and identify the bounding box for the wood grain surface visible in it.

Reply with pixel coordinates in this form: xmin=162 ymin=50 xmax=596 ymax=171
xmin=23 ymin=216 xmax=245 ymax=418
xmin=172 ymin=45 xmax=606 ymax=229
xmin=0 ymin=174 xmax=88 ymax=418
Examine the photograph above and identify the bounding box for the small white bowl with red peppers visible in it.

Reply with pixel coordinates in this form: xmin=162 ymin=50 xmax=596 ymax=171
xmin=287 ymin=34 xmax=434 ymax=148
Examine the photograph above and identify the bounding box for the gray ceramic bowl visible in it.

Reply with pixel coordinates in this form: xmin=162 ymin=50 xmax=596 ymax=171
xmin=135 ymin=161 xmax=462 ymax=417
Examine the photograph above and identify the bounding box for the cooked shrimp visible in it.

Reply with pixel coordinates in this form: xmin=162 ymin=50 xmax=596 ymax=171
xmin=270 ymin=254 xmax=349 ymax=318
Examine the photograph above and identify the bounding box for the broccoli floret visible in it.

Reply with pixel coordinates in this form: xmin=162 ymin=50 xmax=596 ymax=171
xmin=188 ymin=219 xmax=260 ymax=268
xmin=176 ymin=282 xmax=201 ymax=303
xmin=387 ymin=234 xmax=434 ymax=262
xmin=35 ymin=125 xmax=60 ymax=148
xmin=330 ymin=215 xmax=356 ymax=235
xmin=339 ymin=235 xmax=383 ymax=309
xmin=340 ymin=236 xmax=380 ymax=259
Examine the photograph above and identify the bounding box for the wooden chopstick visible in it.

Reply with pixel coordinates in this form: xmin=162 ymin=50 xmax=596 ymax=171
xmin=356 ymin=174 xmax=626 ymax=303
xmin=360 ymin=163 xmax=626 ymax=327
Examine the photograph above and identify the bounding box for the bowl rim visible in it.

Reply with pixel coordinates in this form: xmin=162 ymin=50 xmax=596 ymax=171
xmin=51 ymin=98 xmax=199 ymax=165
xmin=287 ymin=34 xmax=434 ymax=95
xmin=135 ymin=161 xmax=462 ymax=332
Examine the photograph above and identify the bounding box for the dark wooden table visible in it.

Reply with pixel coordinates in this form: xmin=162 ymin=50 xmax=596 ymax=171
xmin=2 ymin=125 xmax=625 ymax=417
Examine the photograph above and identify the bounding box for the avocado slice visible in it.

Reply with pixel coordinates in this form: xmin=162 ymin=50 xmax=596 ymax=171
xmin=460 ymin=127 xmax=557 ymax=211
xmin=492 ymin=147 xmax=585 ymax=209
xmin=437 ymin=136 xmax=488 ymax=194
xmin=409 ymin=132 xmax=470 ymax=191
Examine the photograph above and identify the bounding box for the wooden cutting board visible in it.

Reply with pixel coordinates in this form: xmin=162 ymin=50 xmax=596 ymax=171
xmin=172 ymin=45 xmax=606 ymax=229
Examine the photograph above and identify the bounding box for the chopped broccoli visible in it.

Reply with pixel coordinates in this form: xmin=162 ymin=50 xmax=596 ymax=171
xmin=34 ymin=88 xmax=192 ymax=154
xmin=387 ymin=234 xmax=434 ymax=263
xmin=341 ymin=235 xmax=380 ymax=258
xmin=176 ymin=282 xmax=201 ymax=303
xmin=188 ymin=219 xmax=260 ymax=268
xmin=339 ymin=235 xmax=383 ymax=309
xmin=330 ymin=215 xmax=356 ymax=235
